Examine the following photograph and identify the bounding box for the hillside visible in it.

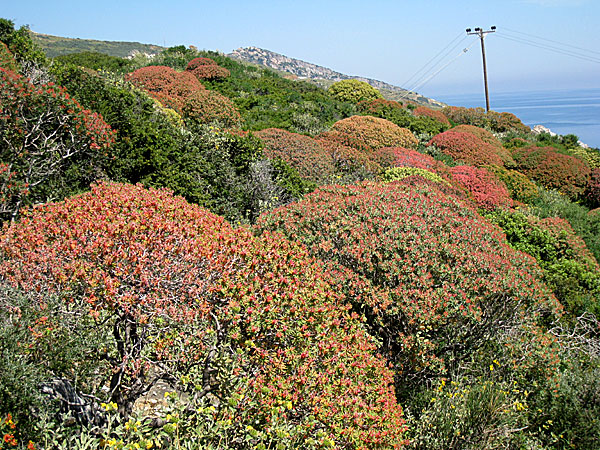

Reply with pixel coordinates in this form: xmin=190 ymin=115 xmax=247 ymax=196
xmin=229 ymin=46 xmax=446 ymax=108
xmin=31 ymin=31 xmax=164 ymax=58
xmin=2 ymin=20 xmax=600 ymax=450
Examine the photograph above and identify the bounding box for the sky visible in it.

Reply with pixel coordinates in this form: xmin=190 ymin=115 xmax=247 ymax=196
xmin=3 ymin=0 xmax=600 ymax=99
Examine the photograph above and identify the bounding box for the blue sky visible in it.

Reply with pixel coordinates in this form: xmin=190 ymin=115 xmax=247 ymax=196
xmin=4 ymin=0 xmax=599 ymax=98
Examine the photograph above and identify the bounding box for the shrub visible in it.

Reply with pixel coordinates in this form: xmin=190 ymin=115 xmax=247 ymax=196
xmin=382 ymin=167 xmax=450 ymax=186
xmin=182 ymin=89 xmax=241 ymax=128
xmin=451 ymin=124 xmax=515 ymax=167
xmin=328 ymin=79 xmax=383 ymax=103
xmin=428 ymin=131 xmax=504 ymax=167
xmin=442 ymin=107 xmax=529 ymax=133
xmin=357 ymin=98 xmax=404 ymax=116
xmin=322 ymin=115 xmax=418 ymax=152
xmin=125 ymin=66 xmax=205 ymax=112
xmin=256 ymin=182 xmax=561 ymax=395
xmin=485 ymin=165 xmax=540 ymax=204
xmin=315 ymin=136 xmax=380 ymax=182
xmin=0 ymin=67 xmax=115 ymax=221
xmin=186 ymin=57 xmax=218 ymax=70
xmin=369 ymin=147 xmax=451 ymax=178
xmin=450 ymin=165 xmax=512 ymax=211
xmin=413 ymin=106 xmax=450 ymax=126
xmin=586 ymin=168 xmax=600 ymax=208
xmin=255 ymin=128 xmax=335 ymax=183
xmin=512 ymin=145 xmax=591 ymax=198
xmin=52 ymin=51 xmax=133 ymax=73
xmin=485 ymin=209 xmax=600 ymax=318
xmin=0 ymin=41 xmax=17 ymax=72
xmin=0 ymin=182 xmax=408 ymax=449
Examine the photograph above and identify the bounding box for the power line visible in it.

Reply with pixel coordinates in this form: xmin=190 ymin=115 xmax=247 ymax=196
xmin=401 ymin=32 xmax=466 ymax=89
xmin=496 ymin=33 xmax=600 ymax=64
xmin=502 ymin=26 xmax=600 ymax=56
xmin=406 ymin=41 xmax=477 ymax=96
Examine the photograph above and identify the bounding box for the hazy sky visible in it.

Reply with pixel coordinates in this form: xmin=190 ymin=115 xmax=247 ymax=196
xmin=4 ymin=0 xmax=599 ymax=98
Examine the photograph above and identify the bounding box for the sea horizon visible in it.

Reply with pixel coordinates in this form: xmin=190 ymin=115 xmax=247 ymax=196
xmin=433 ymin=87 xmax=600 ymax=149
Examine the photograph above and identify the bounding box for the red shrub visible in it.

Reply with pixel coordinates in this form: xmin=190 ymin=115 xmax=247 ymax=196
xmin=315 ymin=136 xmax=380 ymax=181
xmin=0 ymin=42 xmax=18 ymax=72
xmin=451 ymin=124 xmax=515 ymax=167
xmin=0 ymin=182 xmax=407 ymax=448
xmin=428 ymin=130 xmax=504 ymax=167
xmin=186 ymin=57 xmax=218 ymax=70
xmin=255 ymin=128 xmax=335 ymax=183
xmin=182 ymin=89 xmax=241 ymax=128
xmin=450 ymin=165 xmax=512 ymax=211
xmin=586 ymin=168 xmax=600 ymax=207
xmin=442 ymin=107 xmax=529 ymax=133
xmin=413 ymin=106 xmax=450 ymax=126
xmin=512 ymin=145 xmax=591 ymax=198
xmin=126 ymin=66 xmax=205 ymax=111
xmin=0 ymin=67 xmax=115 ymax=220
xmin=322 ymin=115 xmax=418 ymax=152
xmin=257 ymin=182 xmax=561 ymax=388
xmin=189 ymin=65 xmax=231 ymax=81
xmin=370 ymin=147 xmax=449 ymax=174
xmin=357 ymin=98 xmax=404 ymax=115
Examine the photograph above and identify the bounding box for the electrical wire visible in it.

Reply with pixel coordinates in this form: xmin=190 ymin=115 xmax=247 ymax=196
xmin=401 ymin=32 xmax=466 ymax=89
xmin=399 ymin=40 xmax=477 ymax=100
xmin=496 ymin=33 xmax=600 ymax=64
xmin=502 ymin=26 xmax=600 ymax=56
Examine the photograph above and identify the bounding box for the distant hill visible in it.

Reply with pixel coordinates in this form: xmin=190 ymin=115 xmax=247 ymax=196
xmin=31 ymin=32 xmax=164 ymax=58
xmin=229 ymin=46 xmax=445 ymax=108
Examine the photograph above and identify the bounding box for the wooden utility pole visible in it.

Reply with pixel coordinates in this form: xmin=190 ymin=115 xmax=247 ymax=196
xmin=466 ymin=26 xmax=496 ymax=112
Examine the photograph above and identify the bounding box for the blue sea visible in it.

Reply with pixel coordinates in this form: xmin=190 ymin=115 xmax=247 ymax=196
xmin=434 ymin=88 xmax=600 ymax=149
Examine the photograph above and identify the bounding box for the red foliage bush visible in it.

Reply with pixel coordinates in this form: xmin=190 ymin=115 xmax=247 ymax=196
xmin=315 ymin=136 xmax=380 ymax=181
xmin=0 ymin=42 xmax=18 ymax=72
xmin=512 ymin=145 xmax=591 ymax=198
xmin=370 ymin=147 xmax=448 ymax=173
xmin=322 ymin=115 xmax=418 ymax=152
xmin=257 ymin=182 xmax=561 ymax=388
xmin=356 ymin=98 xmax=404 ymax=115
xmin=413 ymin=106 xmax=450 ymax=126
xmin=451 ymin=124 xmax=515 ymax=167
xmin=0 ymin=182 xmax=408 ymax=448
xmin=255 ymin=129 xmax=335 ymax=183
xmin=450 ymin=165 xmax=512 ymax=211
xmin=182 ymin=89 xmax=241 ymax=128
xmin=442 ymin=106 xmax=529 ymax=133
xmin=186 ymin=57 xmax=230 ymax=80
xmin=427 ymin=130 xmax=504 ymax=167
xmin=0 ymin=67 xmax=115 ymax=219
xmin=186 ymin=57 xmax=218 ymax=70
xmin=125 ymin=66 xmax=205 ymax=111
xmin=586 ymin=168 xmax=600 ymax=208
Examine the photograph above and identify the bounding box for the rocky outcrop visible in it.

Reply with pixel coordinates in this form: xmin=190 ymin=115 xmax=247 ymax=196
xmin=229 ymin=47 xmax=446 ymax=108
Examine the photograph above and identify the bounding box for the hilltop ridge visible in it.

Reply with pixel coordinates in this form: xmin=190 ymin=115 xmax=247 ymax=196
xmin=229 ymin=46 xmax=446 ymax=108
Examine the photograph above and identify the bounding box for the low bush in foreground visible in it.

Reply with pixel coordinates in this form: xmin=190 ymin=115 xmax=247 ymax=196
xmin=0 ymin=182 xmax=407 ymax=449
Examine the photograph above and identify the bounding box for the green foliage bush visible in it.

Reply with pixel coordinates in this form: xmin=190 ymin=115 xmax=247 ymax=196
xmin=52 ymin=51 xmax=133 ymax=72
xmin=485 ymin=209 xmax=600 ymax=318
xmin=0 ymin=18 xmax=46 ymax=66
xmin=485 ymin=165 xmax=540 ymax=204
xmin=382 ymin=167 xmax=450 ymax=186
xmin=328 ymin=79 xmax=383 ymax=103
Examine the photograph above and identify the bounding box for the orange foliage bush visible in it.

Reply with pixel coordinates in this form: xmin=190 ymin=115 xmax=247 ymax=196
xmin=413 ymin=106 xmax=450 ymax=126
xmin=182 ymin=89 xmax=241 ymax=128
xmin=428 ymin=130 xmax=504 ymax=167
xmin=451 ymin=124 xmax=515 ymax=167
xmin=322 ymin=115 xmax=418 ymax=152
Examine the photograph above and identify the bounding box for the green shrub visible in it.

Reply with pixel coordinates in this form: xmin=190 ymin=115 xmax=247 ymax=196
xmin=52 ymin=51 xmax=133 ymax=72
xmin=328 ymin=79 xmax=383 ymax=103
xmin=383 ymin=167 xmax=450 ymax=186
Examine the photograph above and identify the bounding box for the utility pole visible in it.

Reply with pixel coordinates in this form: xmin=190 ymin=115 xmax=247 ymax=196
xmin=466 ymin=26 xmax=496 ymax=112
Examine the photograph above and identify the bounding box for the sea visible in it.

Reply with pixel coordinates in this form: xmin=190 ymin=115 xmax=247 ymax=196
xmin=434 ymin=88 xmax=600 ymax=149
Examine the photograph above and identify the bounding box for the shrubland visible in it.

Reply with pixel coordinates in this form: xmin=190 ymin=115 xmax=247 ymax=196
xmin=1 ymin=18 xmax=600 ymax=448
